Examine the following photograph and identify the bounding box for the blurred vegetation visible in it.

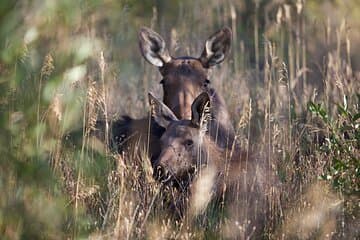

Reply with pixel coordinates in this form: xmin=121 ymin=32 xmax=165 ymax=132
xmin=0 ymin=0 xmax=359 ymax=239
xmin=308 ymin=96 xmax=359 ymax=195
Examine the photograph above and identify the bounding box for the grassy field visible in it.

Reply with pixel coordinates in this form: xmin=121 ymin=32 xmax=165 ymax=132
xmin=0 ymin=0 xmax=359 ymax=239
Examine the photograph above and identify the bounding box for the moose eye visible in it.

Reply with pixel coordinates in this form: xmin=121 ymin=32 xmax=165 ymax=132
xmin=184 ymin=139 xmax=194 ymax=147
xmin=160 ymin=79 xmax=165 ymax=84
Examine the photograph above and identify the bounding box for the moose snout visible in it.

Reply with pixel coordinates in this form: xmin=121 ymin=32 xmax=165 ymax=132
xmin=169 ymin=91 xmax=194 ymax=119
xmin=153 ymin=164 xmax=170 ymax=182
xmin=153 ymin=148 xmax=176 ymax=183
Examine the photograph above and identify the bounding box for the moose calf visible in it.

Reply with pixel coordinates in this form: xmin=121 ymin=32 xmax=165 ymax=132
xmin=149 ymin=91 xmax=278 ymax=239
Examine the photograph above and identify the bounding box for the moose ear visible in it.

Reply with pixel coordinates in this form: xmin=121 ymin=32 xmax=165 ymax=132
xmin=199 ymin=27 xmax=232 ymax=68
xmin=139 ymin=27 xmax=172 ymax=67
xmin=148 ymin=92 xmax=178 ymax=128
xmin=191 ymin=92 xmax=211 ymax=131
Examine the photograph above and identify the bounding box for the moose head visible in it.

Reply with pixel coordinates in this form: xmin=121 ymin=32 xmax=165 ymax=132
xmin=148 ymin=91 xmax=215 ymax=185
xmin=139 ymin=27 xmax=232 ymax=120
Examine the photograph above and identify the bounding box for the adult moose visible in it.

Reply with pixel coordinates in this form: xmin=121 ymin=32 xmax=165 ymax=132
xmin=149 ymin=92 xmax=276 ymax=239
xmin=107 ymin=27 xmax=237 ymax=163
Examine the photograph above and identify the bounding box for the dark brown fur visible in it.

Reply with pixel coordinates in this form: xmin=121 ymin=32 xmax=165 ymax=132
xmin=150 ymin=92 xmax=277 ymax=239
xmin=101 ymin=27 xmax=236 ymax=163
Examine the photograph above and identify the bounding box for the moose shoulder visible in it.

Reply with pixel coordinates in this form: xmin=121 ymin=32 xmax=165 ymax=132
xmin=149 ymin=92 xmax=277 ymax=238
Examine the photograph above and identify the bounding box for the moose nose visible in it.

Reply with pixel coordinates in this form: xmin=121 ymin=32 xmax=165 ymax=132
xmin=170 ymin=92 xmax=193 ymax=120
xmin=153 ymin=164 xmax=171 ymax=183
xmin=154 ymin=164 xmax=165 ymax=180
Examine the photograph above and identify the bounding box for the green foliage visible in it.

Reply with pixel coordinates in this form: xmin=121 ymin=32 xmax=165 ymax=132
xmin=308 ymin=95 xmax=360 ymax=195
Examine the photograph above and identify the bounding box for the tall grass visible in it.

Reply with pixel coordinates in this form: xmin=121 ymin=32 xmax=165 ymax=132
xmin=0 ymin=0 xmax=359 ymax=239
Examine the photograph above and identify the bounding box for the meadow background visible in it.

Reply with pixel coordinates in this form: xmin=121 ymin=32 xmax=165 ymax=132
xmin=0 ymin=0 xmax=359 ymax=239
